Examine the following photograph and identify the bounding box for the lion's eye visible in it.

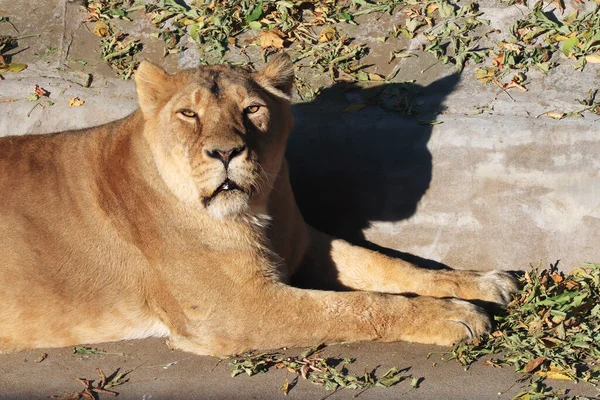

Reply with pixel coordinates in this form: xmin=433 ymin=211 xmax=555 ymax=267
xmin=179 ymin=109 xmax=197 ymax=118
xmin=244 ymin=105 xmax=261 ymax=114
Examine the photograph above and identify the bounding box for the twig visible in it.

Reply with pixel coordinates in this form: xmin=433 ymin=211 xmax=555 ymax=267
xmin=421 ymin=60 xmax=441 ymax=74
xmin=26 ymin=102 xmax=42 ymax=117
xmin=103 ymin=43 xmax=136 ymax=61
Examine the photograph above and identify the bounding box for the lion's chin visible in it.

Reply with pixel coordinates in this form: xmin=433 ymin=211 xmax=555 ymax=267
xmin=205 ymin=190 xmax=251 ymax=220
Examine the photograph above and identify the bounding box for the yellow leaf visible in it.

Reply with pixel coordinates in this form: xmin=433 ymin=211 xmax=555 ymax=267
xmin=181 ymin=18 xmax=196 ymax=26
xmin=368 ymin=73 xmax=385 ymax=81
xmin=585 ymin=54 xmax=600 ymax=64
xmin=69 ymin=97 xmax=85 ymax=107
xmin=545 ymin=111 xmax=565 ymax=120
xmin=343 ymin=104 xmax=366 ymax=113
xmin=498 ymin=42 xmax=522 ymax=52
xmin=426 ymin=3 xmax=438 ymax=14
xmin=536 ymin=366 xmax=573 ymax=381
xmin=318 ymin=26 xmax=336 ymax=43
xmin=7 ymin=62 xmax=27 ymax=72
xmin=553 ymin=35 xmax=570 ymax=41
xmin=92 ymin=22 xmax=110 ymax=38
xmin=259 ymin=30 xmax=284 ymax=49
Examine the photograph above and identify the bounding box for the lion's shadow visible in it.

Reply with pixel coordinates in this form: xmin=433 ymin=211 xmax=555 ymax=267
xmin=287 ymin=74 xmax=460 ymax=271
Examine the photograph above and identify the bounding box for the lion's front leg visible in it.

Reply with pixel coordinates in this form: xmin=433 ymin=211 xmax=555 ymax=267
xmin=166 ymin=285 xmax=491 ymax=356
xmin=292 ymin=227 xmax=517 ymax=305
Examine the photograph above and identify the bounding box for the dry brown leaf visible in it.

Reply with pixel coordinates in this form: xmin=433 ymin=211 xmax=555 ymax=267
xmin=551 ymin=272 xmax=563 ymax=283
xmin=504 ymin=80 xmax=527 ymax=92
xmin=69 ymin=97 xmax=85 ymax=107
xmin=524 ymin=356 xmax=546 ymax=373
xmin=318 ymin=26 xmax=336 ymax=43
xmin=259 ymin=30 xmax=284 ymax=49
xmin=34 ymin=85 xmax=48 ymax=97
xmin=92 ymin=22 xmax=110 ymax=38
xmin=484 ymin=359 xmax=501 ymax=368
xmin=492 ymin=53 xmax=504 ymax=68
xmin=552 ymin=0 xmax=565 ymax=14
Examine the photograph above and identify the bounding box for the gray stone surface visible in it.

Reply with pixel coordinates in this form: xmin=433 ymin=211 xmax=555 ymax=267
xmin=1 ymin=0 xmax=600 ymax=398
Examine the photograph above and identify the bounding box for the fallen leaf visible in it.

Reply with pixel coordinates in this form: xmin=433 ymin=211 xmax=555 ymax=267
xmin=69 ymin=97 xmax=85 ymax=107
xmin=318 ymin=26 xmax=336 ymax=43
xmin=536 ymin=366 xmax=572 ymax=381
xmin=418 ymin=119 xmax=443 ymax=125
xmin=367 ymin=73 xmax=385 ymax=81
xmin=524 ymin=356 xmax=546 ymax=373
xmin=561 ymin=36 xmax=579 ymax=56
xmin=545 ymin=111 xmax=565 ymax=120
xmin=92 ymin=22 xmax=110 ymax=38
xmin=35 ymin=353 xmax=48 ymax=363
xmin=7 ymin=62 xmax=27 ymax=72
xmin=280 ymin=377 xmax=291 ymax=395
xmin=343 ymin=104 xmax=365 ymax=113
xmin=585 ymin=54 xmax=600 ymax=64
xmin=484 ymin=359 xmax=501 ymax=368
xmin=248 ymin=21 xmax=261 ymax=30
xmin=259 ymin=29 xmax=284 ymax=49
xmin=426 ymin=3 xmax=438 ymax=14
xmin=34 ymin=85 xmax=48 ymax=97
xmin=552 ymin=0 xmax=565 ymax=13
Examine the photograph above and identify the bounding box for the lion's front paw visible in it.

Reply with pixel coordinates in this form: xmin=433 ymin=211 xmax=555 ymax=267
xmin=438 ymin=299 xmax=491 ymax=346
xmin=401 ymin=298 xmax=491 ymax=346
xmin=476 ymin=270 xmax=519 ymax=305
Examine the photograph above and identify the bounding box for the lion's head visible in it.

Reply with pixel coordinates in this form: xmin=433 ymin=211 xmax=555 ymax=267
xmin=135 ymin=54 xmax=294 ymax=219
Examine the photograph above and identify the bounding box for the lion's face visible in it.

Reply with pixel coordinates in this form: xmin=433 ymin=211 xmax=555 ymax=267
xmin=135 ymin=55 xmax=294 ymax=219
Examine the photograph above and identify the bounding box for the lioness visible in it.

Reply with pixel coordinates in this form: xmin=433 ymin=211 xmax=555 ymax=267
xmin=0 ymin=54 xmax=517 ymax=355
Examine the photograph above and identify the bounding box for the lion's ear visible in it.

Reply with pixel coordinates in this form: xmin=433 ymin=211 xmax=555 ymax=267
xmin=254 ymin=53 xmax=294 ymax=100
xmin=135 ymin=61 xmax=172 ymax=118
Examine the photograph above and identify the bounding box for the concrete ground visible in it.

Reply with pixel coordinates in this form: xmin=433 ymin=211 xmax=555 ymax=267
xmin=1 ymin=0 xmax=599 ymax=399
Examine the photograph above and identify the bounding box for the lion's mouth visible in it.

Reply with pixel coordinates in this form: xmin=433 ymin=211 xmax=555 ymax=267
xmin=213 ymin=179 xmax=243 ymax=196
xmin=203 ymin=178 xmax=245 ymax=206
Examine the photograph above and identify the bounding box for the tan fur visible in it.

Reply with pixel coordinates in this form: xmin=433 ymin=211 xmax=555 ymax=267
xmin=0 ymin=54 xmax=517 ymax=355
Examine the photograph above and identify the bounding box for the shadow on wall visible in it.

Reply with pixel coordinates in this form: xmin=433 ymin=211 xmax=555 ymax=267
xmin=286 ymin=74 xmax=461 ymax=270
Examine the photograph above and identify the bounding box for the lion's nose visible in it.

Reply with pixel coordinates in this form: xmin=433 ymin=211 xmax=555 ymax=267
xmin=205 ymin=145 xmax=246 ymax=169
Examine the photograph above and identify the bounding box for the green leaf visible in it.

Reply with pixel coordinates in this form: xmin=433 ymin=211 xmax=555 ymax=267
xmin=437 ymin=0 xmax=456 ymax=18
xmin=562 ymin=36 xmax=579 ymax=56
xmin=189 ymin=23 xmax=200 ymax=43
xmin=405 ymin=17 xmax=422 ymax=33
xmin=337 ymin=12 xmax=353 ymax=22
xmin=246 ymin=1 xmax=263 ymax=23
xmin=248 ymin=21 xmax=261 ymax=30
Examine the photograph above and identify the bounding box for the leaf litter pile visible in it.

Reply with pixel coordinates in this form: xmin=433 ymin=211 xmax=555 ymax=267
xmin=229 ymin=344 xmax=420 ymax=396
xmin=70 ymin=0 xmax=600 ymax=111
xmin=449 ymin=263 xmax=600 ymax=388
